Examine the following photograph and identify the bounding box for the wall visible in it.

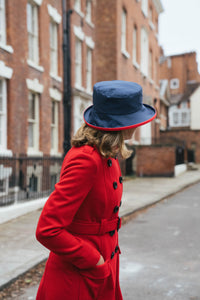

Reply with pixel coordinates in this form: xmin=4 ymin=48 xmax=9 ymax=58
xmin=0 ymin=0 xmax=63 ymax=156
xmin=190 ymin=86 xmax=200 ymax=130
xmin=160 ymin=130 xmax=200 ymax=163
xmin=135 ymin=145 xmax=176 ymax=177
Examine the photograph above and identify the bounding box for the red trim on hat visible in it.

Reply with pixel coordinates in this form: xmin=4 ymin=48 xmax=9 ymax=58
xmin=83 ymin=111 xmax=157 ymax=131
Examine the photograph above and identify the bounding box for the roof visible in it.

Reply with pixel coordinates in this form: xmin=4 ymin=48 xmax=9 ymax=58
xmin=169 ymin=82 xmax=200 ymax=105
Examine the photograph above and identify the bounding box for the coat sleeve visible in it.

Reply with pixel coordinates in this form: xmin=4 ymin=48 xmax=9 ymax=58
xmin=36 ymin=149 xmax=101 ymax=270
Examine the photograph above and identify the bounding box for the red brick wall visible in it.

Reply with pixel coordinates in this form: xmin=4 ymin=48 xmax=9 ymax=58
xmin=95 ymin=0 xmax=161 ymax=142
xmin=0 ymin=0 xmax=63 ymax=155
xmin=160 ymin=130 xmax=200 ymax=163
xmin=160 ymin=52 xmax=200 ymax=95
xmin=135 ymin=145 xmax=176 ymax=177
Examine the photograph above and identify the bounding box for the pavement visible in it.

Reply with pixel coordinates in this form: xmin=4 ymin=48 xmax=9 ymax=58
xmin=0 ymin=166 xmax=200 ymax=290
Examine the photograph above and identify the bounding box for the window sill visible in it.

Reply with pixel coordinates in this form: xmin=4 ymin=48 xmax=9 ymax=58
xmin=50 ymin=150 xmax=62 ymax=157
xmin=133 ymin=61 xmax=140 ymax=70
xmin=27 ymin=60 xmax=44 ymax=72
xmin=50 ymin=73 xmax=62 ymax=82
xmin=74 ymin=8 xmax=84 ymax=18
xmin=0 ymin=149 xmax=13 ymax=157
xmin=149 ymin=21 xmax=155 ymax=31
xmin=149 ymin=78 xmax=154 ymax=85
xmin=121 ymin=49 xmax=130 ymax=59
xmin=142 ymin=10 xmax=148 ymax=18
xmin=27 ymin=149 xmax=43 ymax=157
xmin=0 ymin=43 xmax=14 ymax=54
xmin=85 ymin=19 xmax=95 ymax=28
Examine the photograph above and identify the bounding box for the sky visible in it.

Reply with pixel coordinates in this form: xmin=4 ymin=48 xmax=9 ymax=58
xmin=159 ymin=0 xmax=200 ymax=71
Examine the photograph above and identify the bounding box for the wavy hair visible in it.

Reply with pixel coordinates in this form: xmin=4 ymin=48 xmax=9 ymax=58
xmin=71 ymin=123 xmax=132 ymax=159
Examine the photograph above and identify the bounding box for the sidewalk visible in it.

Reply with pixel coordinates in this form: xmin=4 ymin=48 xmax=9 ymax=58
xmin=0 ymin=168 xmax=200 ymax=289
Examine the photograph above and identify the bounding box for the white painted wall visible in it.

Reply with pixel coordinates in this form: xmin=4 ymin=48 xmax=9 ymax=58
xmin=190 ymin=86 xmax=200 ymax=130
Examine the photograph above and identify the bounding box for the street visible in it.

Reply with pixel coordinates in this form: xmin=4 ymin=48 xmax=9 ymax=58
xmin=1 ymin=182 xmax=200 ymax=300
xmin=120 ymin=182 xmax=200 ymax=300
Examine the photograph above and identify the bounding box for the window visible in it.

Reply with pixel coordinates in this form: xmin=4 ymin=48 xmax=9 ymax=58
xmin=133 ymin=26 xmax=138 ymax=65
xmin=75 ymin=38 xmax=82 ymax=87
xmin=27 ymin=2 xmax=39 ymax=64
xmin=141 ymin=27 xmax=148 ymax=77
xmin=50 ymin=21 xmax=58 ymax=75
xmin=0 ymin=0 xmax=6 ymax=44
xmin=121 ymin=9 xmax=127 ymax=52
xmin=173 ymin=112 xmax=179 ymax=125
xmin=51 ymin=100 xmax=59 ymax=153
xmin=149 ymin=50 xmax=153 ymax=79
xmin=86 ymin=0 xmax=92 ymax=23
xmin=141 ymin=0 xmax=148 ymax=17
xmin=86 ymin=48 xmax=92 ymax=92
xmin=0 ymin=79 xmax=7 ymax=149
xmin=74 ymin=0 xmax=81 ymax=11
xmin=170 ymin=78 xmax=179 ymax=89
xmin=28 ymin=92 xmax=39 ymax=150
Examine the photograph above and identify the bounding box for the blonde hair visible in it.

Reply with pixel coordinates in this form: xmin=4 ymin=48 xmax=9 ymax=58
xmin=71 ymin=123 xmax=132 ymax=159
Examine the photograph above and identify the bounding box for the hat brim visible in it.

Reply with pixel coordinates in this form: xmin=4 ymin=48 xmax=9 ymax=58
xmin=83 ymin=104 xmax=157 ymax=131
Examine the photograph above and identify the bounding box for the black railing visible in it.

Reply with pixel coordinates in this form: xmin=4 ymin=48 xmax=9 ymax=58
xmin=0 ymin=155 xmax=63 ymax=206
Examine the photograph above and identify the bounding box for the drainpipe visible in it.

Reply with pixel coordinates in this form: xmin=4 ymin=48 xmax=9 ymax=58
xmin=62 ymin=0 xmax=73 ymax=156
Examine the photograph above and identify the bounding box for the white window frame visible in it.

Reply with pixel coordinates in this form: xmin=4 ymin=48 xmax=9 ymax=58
xmin=0 ymin=79 xmax=7 ymax=150
xmin=141 ymin=0 xmax=148 ymax=17
xmin=75 ymin=38 xmax=82 ymax=88
xmin=170 ymin=78 xmax=179 ymax=90
xmin=86 ymin=0 xmax=92 ymax=23
xmin=141 ymin=27 xmax=149 ymax=77
xmin=74 ymin=0 xmax=84 ymax=17
xmin=27 ymin=1 xmax=39 ymax=65
xmin=132 ymin=26 xmax=139 ymax=68
xmin=51 ymin=99 xmax=59 ymax=154
xmin=121 ymin=8 xmax=127 ymax=53
xmin=149 ymin=49 xmax=153 ymax=79
xmin=49 ymin=20 xmax=58 ymax=75
xmin=0 ymin=0 xmax=6 ymax=45
xmin=86 ymin=47 xmax=92 ymax=92
xmin=0 ymin=0 xmax=13 ymax=53
xmin=74 ymin=97 xmax=92 ymax=134
xmin=27 ymin=92 xmax=40 ymax=155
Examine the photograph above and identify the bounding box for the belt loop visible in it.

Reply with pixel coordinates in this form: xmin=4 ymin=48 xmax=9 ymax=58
xmin=98 ymin=219 xmax=106 ymax=235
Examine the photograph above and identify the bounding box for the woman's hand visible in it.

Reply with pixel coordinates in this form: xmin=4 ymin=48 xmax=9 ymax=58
xmin=96 ymin=255 xmax=105 ymax=266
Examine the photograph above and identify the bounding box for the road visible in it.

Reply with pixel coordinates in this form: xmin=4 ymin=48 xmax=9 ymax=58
xmin=119 ymin=182 xmax=200 ymax=300
xmin=2 ymin=182 xmax=200 ymax=300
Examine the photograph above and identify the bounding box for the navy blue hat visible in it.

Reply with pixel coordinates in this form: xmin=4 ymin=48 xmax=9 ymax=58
xmin=84 ymin=80 xmax=156 ymax=131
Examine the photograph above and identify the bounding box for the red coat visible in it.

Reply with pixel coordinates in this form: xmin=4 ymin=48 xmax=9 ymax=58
xmin=36 ymin=145 xmax=123 ymax=300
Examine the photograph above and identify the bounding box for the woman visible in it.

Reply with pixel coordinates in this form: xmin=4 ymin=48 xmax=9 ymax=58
xmin=36 ymin=80 xmax=156 ymax=300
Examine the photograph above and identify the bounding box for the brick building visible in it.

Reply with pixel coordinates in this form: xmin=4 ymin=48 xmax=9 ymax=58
xmin=0 ymin=0 xmax=63 ymax=203
xmin=67 ymin=0 xmax=96 ymax=135
xmin=160 ymin=52 xmax=200 ymax=164
xmin=0 ymin=0 xmax=63 ymax=156
xmin=94 ymin=0 xmax=164 ymax=145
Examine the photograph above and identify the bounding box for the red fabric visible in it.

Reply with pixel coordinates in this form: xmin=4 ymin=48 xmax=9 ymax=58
xmin=36 ymin=145 xmax=123 ymax=300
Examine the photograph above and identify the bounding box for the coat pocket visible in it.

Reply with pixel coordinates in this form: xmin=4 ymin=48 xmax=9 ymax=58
xmin=80 ymin=259 xmax=111 ymax=280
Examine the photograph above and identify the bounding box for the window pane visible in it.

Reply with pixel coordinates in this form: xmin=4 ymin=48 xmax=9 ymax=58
xmin=29 ymin=93 xmax=35 ymax=119
xmin=28 ymin=123 xmax=34 ymax=147
xmin=51 ymin=101 xmax=55 ymax=124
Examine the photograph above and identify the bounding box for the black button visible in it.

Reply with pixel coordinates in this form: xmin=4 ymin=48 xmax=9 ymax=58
xmin=113 ymin=182 xmax=118 ymax=189
xmin=113 ymin=206 xmax=119 ymax=213
xmin=109 ymin=230 xmax=115 ymax=236
xmin=119 ymin=176 xmax=123 ymax=183
xmin=107 ymin=159 xmax=112 ymax=167
xmin=115 ymin=245 xmax=119 ymax=253
xmin=111 ymin=252 xmax=115 ymax=259
xmin=119 ymin=201 xmax=122 ymax=207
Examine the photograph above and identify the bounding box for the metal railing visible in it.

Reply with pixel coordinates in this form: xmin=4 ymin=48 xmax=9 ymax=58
xmin=0 ymin=155 xmax=63 ymax=206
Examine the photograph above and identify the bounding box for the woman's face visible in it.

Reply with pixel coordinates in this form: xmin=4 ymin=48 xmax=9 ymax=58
xmin=122 ymin=128 xmax=136 ymax=140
